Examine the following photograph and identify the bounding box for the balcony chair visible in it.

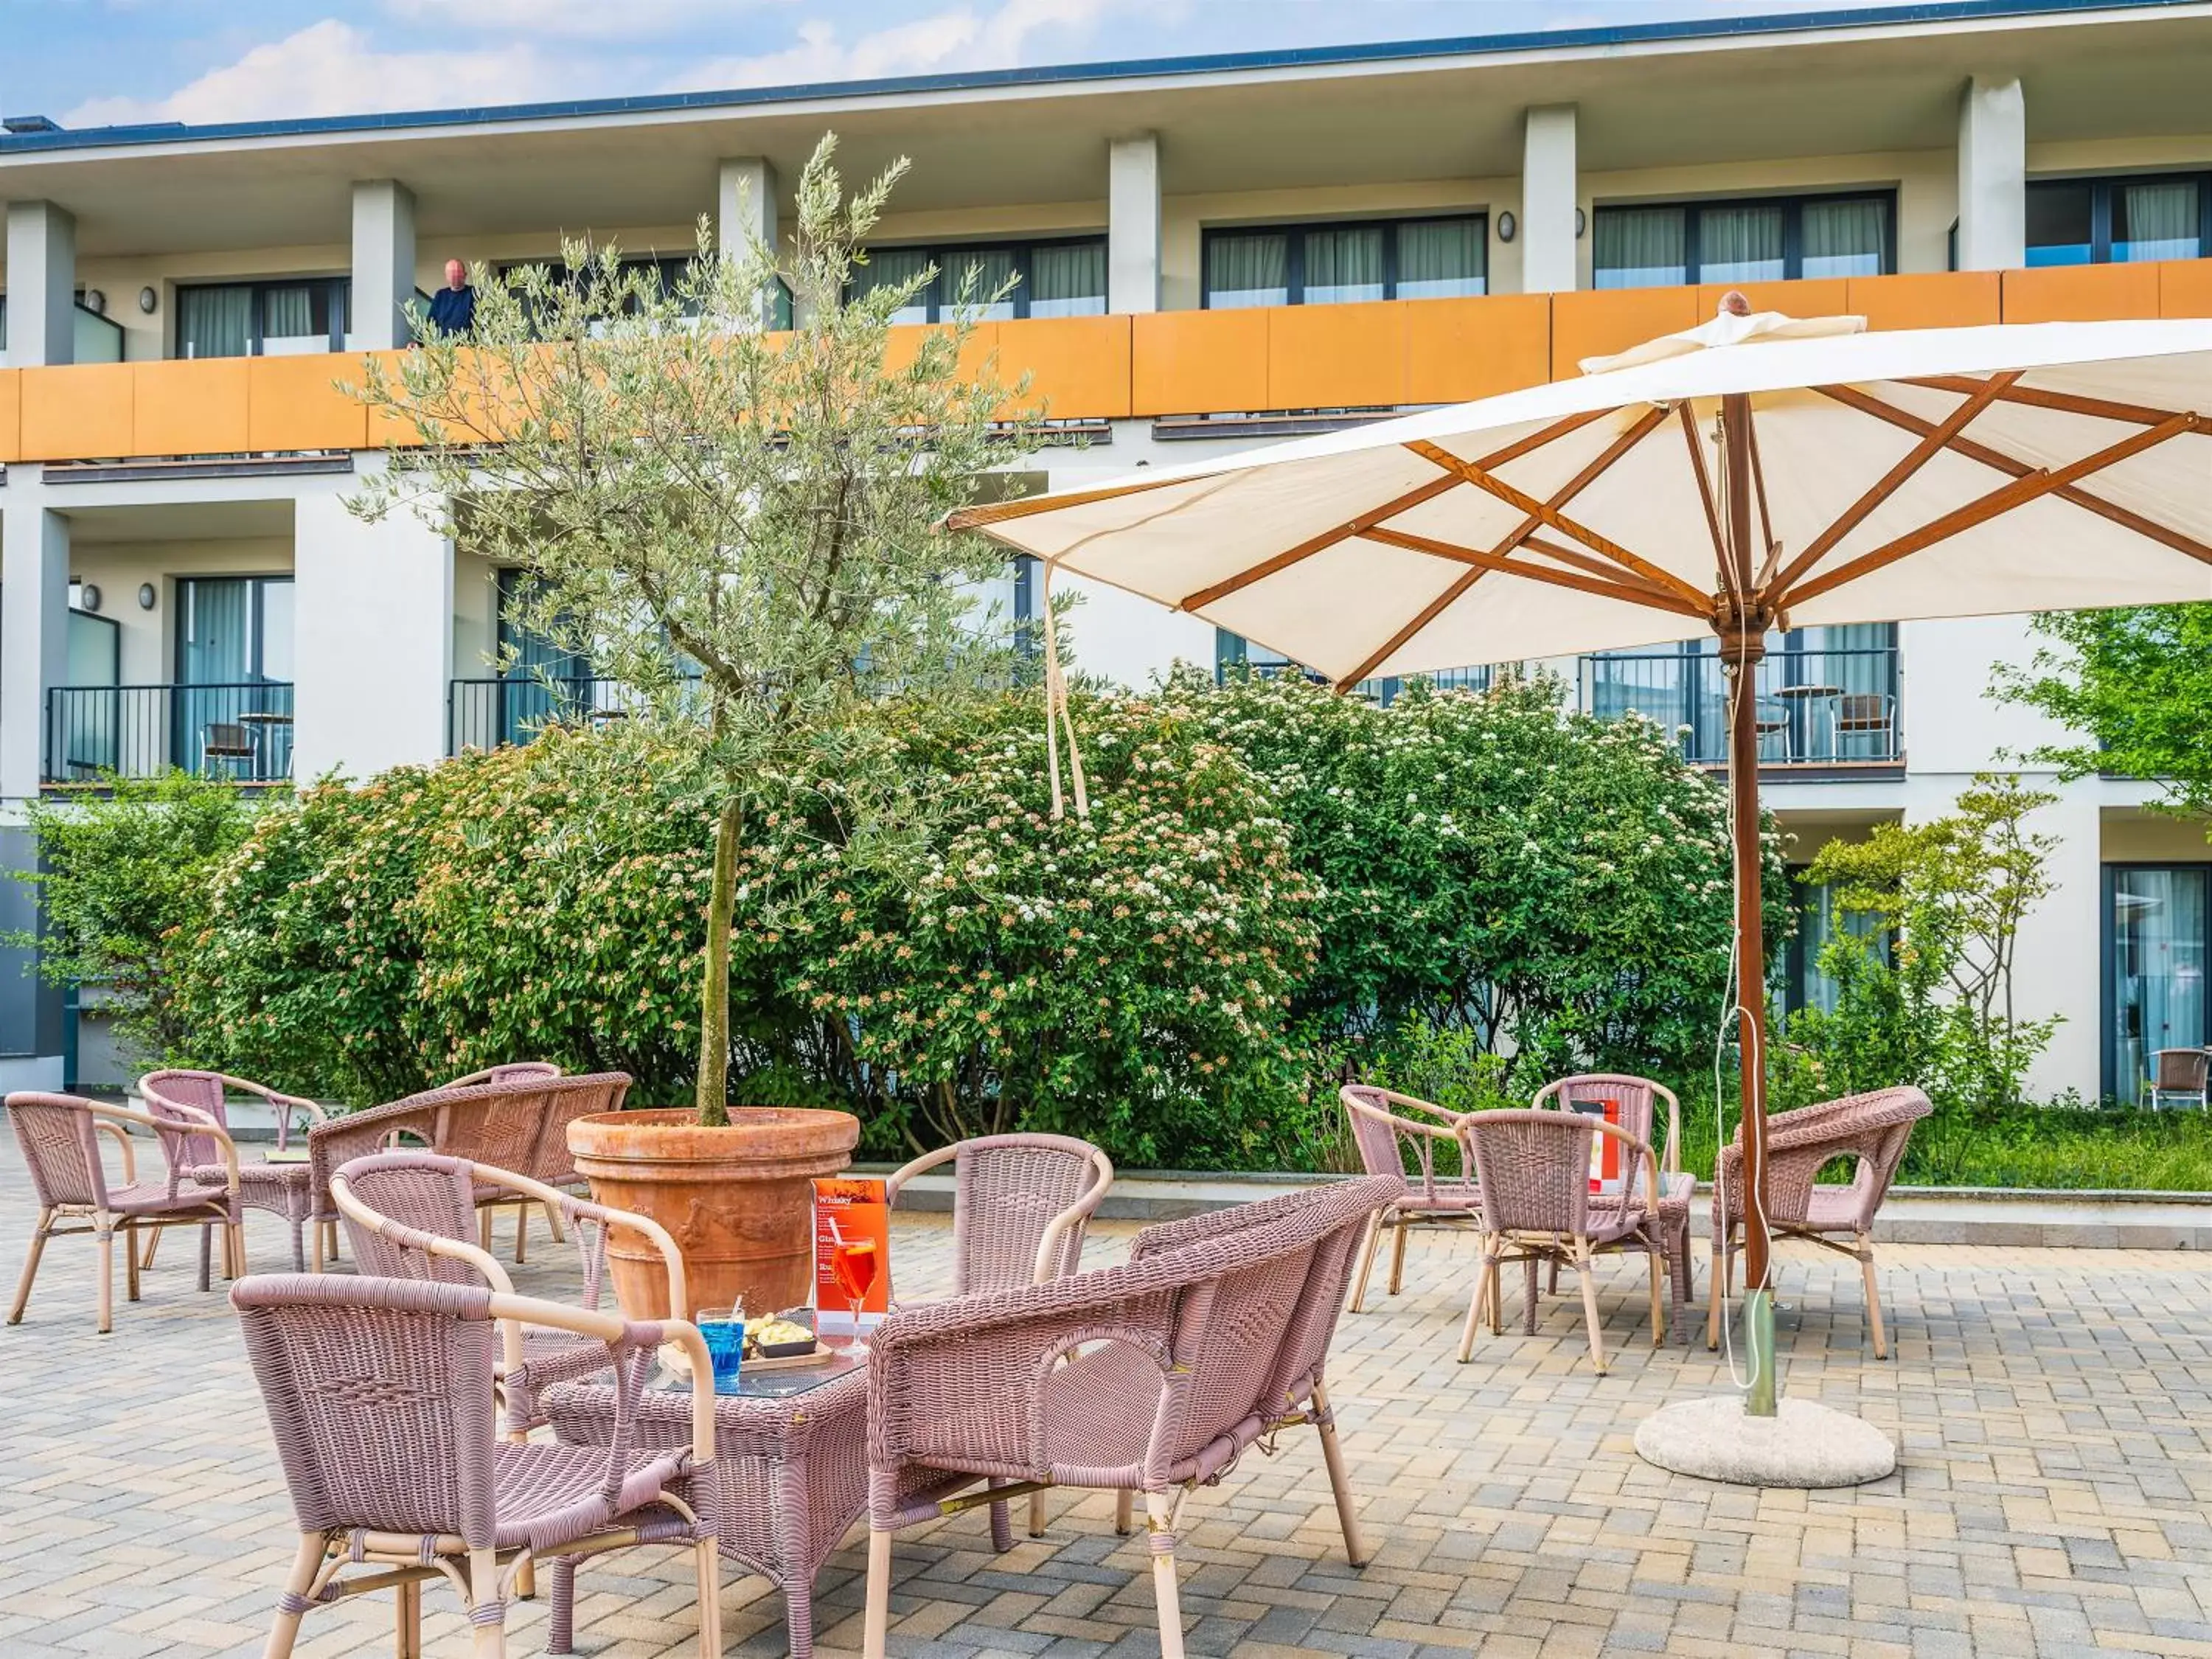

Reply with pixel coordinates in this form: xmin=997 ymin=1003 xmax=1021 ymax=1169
xmin=2146 ymin=1047 xmax=2211 ymax=1110
xmin=1706 ymin=1085 xmax=1933 ymax=1360
xmin=200 ymin=720 xmax=256 ymax=779
xmin=6 ymin=1091 xmax=243 ymax=1333
xmin=1832 ymin=692 xmax=1896 ymax=760
xmin=139 ymin=1069 xmax=325 ymax=1271
xmin=859 ymin=1177 xmax=1397 ymax=1659
xmin=231 ymin=1273 xmax=720 ymax=1659
xmin=1338 ymin=1084 xmax=1481 ymax=1313
xmin=886 ymin=1131 xmax=1115 ymax=1543
xmin=1530 ymin=1074 xmax=1696 ymax=1337
xmin=1456 ymin=1108 xmax=1665 ymax=1376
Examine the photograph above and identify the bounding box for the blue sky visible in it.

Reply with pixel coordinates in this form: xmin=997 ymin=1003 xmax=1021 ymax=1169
xmin=3 ymin=1 xmax=1891 ymax=131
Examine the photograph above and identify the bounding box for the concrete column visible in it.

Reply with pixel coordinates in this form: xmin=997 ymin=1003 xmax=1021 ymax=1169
xmin=1107 ymin=133 xmax=1161 ymax=314
xmin=351 ymin=179 xmax=418 ymax=350
xmin=292 ymin=467 xmax=453 ymax=779
xmin=1 ymin=481 xmax=69 ymax=800
xmin=4 ymin=201 xmax=76 ymax=366
xmin=1957 ymin=77 xmax=2026 ymax=272
xmin=717 ymin=156 xmax=779 ymax=261
xmin=1520 ymin=105 xmax=1578 ymax=294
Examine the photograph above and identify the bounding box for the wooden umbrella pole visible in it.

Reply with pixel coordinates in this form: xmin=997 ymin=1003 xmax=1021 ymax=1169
xmin=1718 ymin=383 xmax=1778 ymax=1417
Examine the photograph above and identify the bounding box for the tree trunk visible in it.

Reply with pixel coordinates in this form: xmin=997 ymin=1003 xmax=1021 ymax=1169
xmin=695 ymin=796 xmax=743 ymax=1128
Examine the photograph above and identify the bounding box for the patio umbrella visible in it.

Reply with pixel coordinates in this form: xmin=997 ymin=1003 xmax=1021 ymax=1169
xmin=950 ymin=296 xmax=2212 ymax=1470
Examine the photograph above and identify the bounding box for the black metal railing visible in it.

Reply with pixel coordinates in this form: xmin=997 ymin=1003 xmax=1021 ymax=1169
xmin=44 ymin=682 xmax=295 ymax=784
xmin=448 ymin=675 xmax=647 ymax=754
xmin=1220 ymin=657 xmax=1495 ymax=705
xmin=1580 ymin=645 xmax=1901 ymax=766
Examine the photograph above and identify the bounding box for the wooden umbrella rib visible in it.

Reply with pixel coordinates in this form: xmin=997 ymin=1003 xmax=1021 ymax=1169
xmin=1177 ymin=474 xmax=1463 ymax=611
xmin=1364 ymin=526 xmax=1711 ymax=616
xmin=1764 ymin=372 xmax=2022 ymax=602
xmin=1677 ymin=401 xmax=1727 ymax=570
xmin=1817 ymin=383 xmax=2212 ymax=568
xmin=1903 ymin=375 xmax=2202 ymax=429
xmin=1787 ymin=412 xmax=2200 ymax=606
xmin=947 ymin=471 xmax=1190 ymax=529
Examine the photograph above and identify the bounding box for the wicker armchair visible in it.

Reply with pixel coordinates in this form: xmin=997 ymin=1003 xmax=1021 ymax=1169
xmin=2147 ymin=1047 xmax=2211 ymax=1110
xmin=860 ymin=1175 xmax=1397 ymax=1659
xmin=1531 ymin=1074 xmax=1696 ymax=1332
xmin=887 ymin=1131 xmax=1116 ymax=1545
xmin=435 ymin=1062 xmax=567 ymax=1260
xmin=232 ymin=1273 xmax=720 ymax=1659
xmin=1456 ymin=1109 xmax=1664 ymax=1376
xmin=1338 ymin=1085 xmax=1480 ymax=1313
xmin=7 ymin=1092 xmax=242 ymax=1334
xmin=1707 ymin=1085 xmax=1933 ymax=1359
xmin=140 ymin=1069 xmax=326 ymax=1271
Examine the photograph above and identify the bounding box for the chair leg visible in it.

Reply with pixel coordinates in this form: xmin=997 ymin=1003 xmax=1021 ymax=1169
xmin=1386 ymin=1212 xmax=1409 ymax=1296
xmin=1312 ymin=1380 xmax=1368 ymax=1568
xmin=1649 ymin=1248 xmax=1666 ymax=1348
xmin=324 ymin=1220 xmax=341 ymax=1265
xmin=785 ymin=1570 xmax=815 ymax=1659
xmin=1348 ymin=1209 xmax=1387 ymax=1314
xmin=1114 ymin=1489 xmax=1134 ymax=1536
xmin=125 ymin=1222 xmax=143 ymax=1304
xmin=545 ymin=1556 xmax=577 ymax=1655
xmin=1860 ymin=1232 xmax=1888 ymax=1360
xmin=311 ymin=1220 xmax=325 ymax=1275
xmin=543 ymin=1198 xmax=567 ymax=1245
xmin=1706 ymin=1234 xmax=1728 ymax=1352
xmin=288 ymin=1217 xmax=307 ymax=1273
xmin=199 ymin=1221 xmax=215 ymax=1293
xmin=7 ymin=1208 xmax=53 ymax=1325
xmin=863 ymin=1526 xmax=893 ymax=1659
xmin=228 ymin=1220 xmax=246 ymax=1281
xmin=1146 ymin=1491 xmax=1188 ymax=1659
xmin=1523 ymin=1254 xmax=1540 ymax=1336
xmin=1574 ymin=1239 xmax=1607 ymax=1377
xmin=1027 ymin=1489 xmax=1048 ymax=1539
xmin=140 ymin=1225 xmax=161 ymax=1270
xmin=468 ymin=1545 xmax=506 ymax=1658
xmin=1458 ymin=1235 xmax=1496 ymax=1363
xmin=514 ymin=1201 xmax=528 ymax=1266
xmin=396 ymin=1577 xmax=422 ymax=1659
xmin=479 ymin=1208 xmax=495 ymax=1253
xmin=96 ymin=1214 xmax=115 ymax=1335
xmin=692 ymin=1536 xmax=721 ymax=1657
xmin=987 ymin=1486 xmax=1015 ymax=1554
xmin=264 ymin=1534 xmax=324 ymax=1659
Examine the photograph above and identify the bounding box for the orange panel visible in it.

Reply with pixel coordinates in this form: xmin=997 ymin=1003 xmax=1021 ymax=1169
xmin=2003 ymin=262 xmax=2160 ymax=324
xmin=133 ymin=358 xmax=248 ymax=457
xmin=882 ymin=321 xmax=1001 ymax=386
xmin=0 ymin=370 xmax=18 ymax=463
xmin=17 ymin=364 xmax=136 ymax=461
xmin=1402 ymin=294 xmax=1551 ymax=403
xmin=1694 ymin=279 xmax=1850 ymax=323
xmin=1843 ymin=271 xmax=1999 ymax=331
xmin=989 ymin=315 xmax=1130 ymax=420
xmin=250 ymin=353 xmax=372 ymax=451
xmin=1131 ymin=308 xmax=1269 ymax=417
xmin=2159 ymin=259 xmax=2212 ymax=319
xmin=1549 ymin=287 xmax=1702 ymax=380
xmin=1267 ymin=302 xmax=1405 ymax=411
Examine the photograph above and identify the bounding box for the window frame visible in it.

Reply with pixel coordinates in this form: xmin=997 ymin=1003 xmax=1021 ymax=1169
xmin=1590 ymin=189 xmax=1898 ymax=289
xmin=2026 ymin=170 xmax=2212 ymax=266
xmin=1200 ymin=212 xmax=1489 ymax=308
xmin=173 ymin=276 xmax=350 ymax=358
xmin=2101 ymin=859 xmax=2212 ymax=1104
xmin=851 ymin=233 xmax=1110 ymax=323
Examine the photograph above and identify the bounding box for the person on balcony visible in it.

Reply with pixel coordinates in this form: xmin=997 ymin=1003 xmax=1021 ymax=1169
xmin=426 ymin=258 xmax=477 ymax=336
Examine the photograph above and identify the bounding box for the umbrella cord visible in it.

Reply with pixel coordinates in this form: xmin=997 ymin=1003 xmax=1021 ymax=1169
xmin=1039 ymin=558 xmax=1090 ymax=821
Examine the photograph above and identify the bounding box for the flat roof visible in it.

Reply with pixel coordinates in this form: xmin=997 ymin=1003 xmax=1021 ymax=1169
xmin=1 ymin=0 xmax=2195 ymax=156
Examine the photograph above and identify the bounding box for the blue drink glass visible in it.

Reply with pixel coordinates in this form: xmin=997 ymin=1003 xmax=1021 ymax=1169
xmin=696 ymin=1312 xmax=745 ymax=1389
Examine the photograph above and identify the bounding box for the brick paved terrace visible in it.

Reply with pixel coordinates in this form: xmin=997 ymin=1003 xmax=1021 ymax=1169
xmin=3 ymin=1136 xmax=2210 ymax=1659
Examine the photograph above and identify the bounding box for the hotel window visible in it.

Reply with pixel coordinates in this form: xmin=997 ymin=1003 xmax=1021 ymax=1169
xmin=175 ymin=277 xmax=349 ymax=358
xmin=2105 ymin=864 xmax=2211 ymax=1105
xmin=1778 ymin=875 xmax=1888 ymax=1019
xmin=2027 ymin=174 xmax=2210 ymax=267
xmin=849 ymin=236 xmax=1108 ymax=323
xmin=1201 ymin=215 xmax=1487 ymax=308
xmin=1593 ymin=192 xmax=1893 ymax=290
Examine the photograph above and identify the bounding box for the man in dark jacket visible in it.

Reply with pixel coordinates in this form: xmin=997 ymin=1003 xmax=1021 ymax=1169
xmin=426 ymin=258 xmax=476 ymax=335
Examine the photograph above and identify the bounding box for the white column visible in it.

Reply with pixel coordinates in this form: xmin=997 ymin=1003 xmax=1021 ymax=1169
xmin=1520 ymin=105 xmax=1578 ymax=295
xmin=5 ymin=201 xmax=77 ymax=366
xmin=351 ymin=179 xmax=418 ymax=350
xmin=1957 ymin=76 xmax=2026 ymax=272
xmin=1107 ymin=133 xmax=1161 ymax=314
xmin=292 ymin=467 xmax=453 ymax=779
xmin=1 ymin=479 xmax=69 ymax=799
xmin=717 ymin=156 xmax=779 ymax=261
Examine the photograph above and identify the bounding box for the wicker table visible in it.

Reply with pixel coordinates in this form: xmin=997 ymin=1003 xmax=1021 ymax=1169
xmin=543 ymin=1352 xmax=868 ymax=1659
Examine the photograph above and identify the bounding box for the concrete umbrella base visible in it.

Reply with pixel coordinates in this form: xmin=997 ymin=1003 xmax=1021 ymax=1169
xmin=1634 ymin=1396 xmax=1897 ymax=1488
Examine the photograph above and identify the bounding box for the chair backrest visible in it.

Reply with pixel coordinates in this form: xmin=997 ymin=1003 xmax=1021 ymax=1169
xmin=139 ymin=1071 xmax=232 ymax=1187
xmin=950 ymin=1134 xmax=1111 ymax=1294
xmin=1720 ymin=1086 xmax=1933 ymax=1229
xmin=1531 ymin=1074 xmax=1677 ymax=1175
xmin=335 ymin=1151 xmax=487 ymax=1285
xmin=1460 ymin=1110 xmax=1597 ymax=1237
xmin=231 ymin=1274 xmax=501 ymax=1545
xmin=2153 ymin=1048 xmax=2210 ymax=1093
xmin=6 ymin=1093 xmax=115 ymax=1210
xmin=1338 ymin=1085 xmax=1470 ymax=1200
xmin=204 ymin=722 xmax=251 ymax=755
xmin=439 ymin=1061 xmax=563 ymax=1091
xmin=1836 ymin=693 xmax=1890 ymax=732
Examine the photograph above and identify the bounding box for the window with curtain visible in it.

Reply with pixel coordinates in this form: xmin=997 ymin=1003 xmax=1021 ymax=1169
xmin=1202 ymin=215 xmax=1486 ymax=307
xmin=2115 ymin=179 xmax=2202 ymax=263
xmin=1699 ymin=204 xmax=1786 ymax=284
xmin=2108 ymin=865 xmax=2210 ymax=1104
xmin=1802 ymin=198 xmax=1889 ymax=278
xmin=1206 ymin=232 xmax=1290 ymax=308
xmin=260 ymin=283 xmax=319 ymax=341
xmin=1303 ymin=226 xmax=1385 ymax=305
xmin=175 ymin=279 xmax=345 ymax=357
xmin=1594 ymin=206 xmax=1688 ymax=289
xmin=1396 ymin=218 xmax=1486 ymax=298
xmin=178 ymin=285 xmax=254 ymax=359
xmin=1595 ymin=193 xmax=1893 ymax=287
xmin=2030 ymin=174 xmax=2208 ymax=267
xmin=852 ymin=246 xmax=934 ymax=324
xmin=1029 ymin=242 xmax=1107 ymax=316
xmin=851 ymin=237 xmax=1106 ymax=322
xmin=942 ymin=246 xmax=1018 ymax=319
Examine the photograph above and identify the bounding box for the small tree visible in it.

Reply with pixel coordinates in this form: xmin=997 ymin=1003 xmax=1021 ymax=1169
xmin=350 ymin=133 xmax=1040 ymax=1125
xmin=2002 ymin=603 xmax=2212 ymax=815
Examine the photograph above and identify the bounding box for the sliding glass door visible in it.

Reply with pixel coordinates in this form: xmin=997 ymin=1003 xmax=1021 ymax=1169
xmin=175 ymin=576 xmax=294 ymax=777
xmin=2107 ymin=866 xmax=2210 ymax=1105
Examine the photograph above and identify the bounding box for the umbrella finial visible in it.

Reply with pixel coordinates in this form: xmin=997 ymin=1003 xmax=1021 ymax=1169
xmin=1718 ymin=290 xmax=1751 ymax=318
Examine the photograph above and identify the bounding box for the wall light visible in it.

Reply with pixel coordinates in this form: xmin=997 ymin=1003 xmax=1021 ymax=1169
xmin=1575 ymin=208 xmax=1587 ymax=239
xmin=1496 ymin=211 xmax=1517 ymax=243
xmin=138 ymin=285 xmax=159 ymax=315
xmin=77 ymin=583 xmax=102 ymax=614
xmin=138 ymin=583 xmax=158 ymax=611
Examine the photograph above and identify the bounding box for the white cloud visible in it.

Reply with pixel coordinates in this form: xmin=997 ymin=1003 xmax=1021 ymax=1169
xmin=677 ymin=0 xmax=1138 ymax=90
xmin=63 ymin=19 xmax=587 ymax=127
xmin=378 ymin=0 xmax=795 ymax=44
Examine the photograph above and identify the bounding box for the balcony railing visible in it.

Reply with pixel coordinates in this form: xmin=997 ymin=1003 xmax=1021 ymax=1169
xmin=1580 ymin=645 xmax=1901 ymax=768
xmin=1220 ymin=656 xmax=1494 ymax=705
xmin=449 ymin=675 xmax=651 ymax=754
xmin=45 ymin=682 xmax=294 ymax=784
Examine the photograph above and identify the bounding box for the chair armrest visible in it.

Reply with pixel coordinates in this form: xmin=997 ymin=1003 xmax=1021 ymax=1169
xmin=1031 ymin=1150 xmax=1114 ymax=1285
xmin=484 ymin=1293 xmax=715 ymax=1469
xmin=467 ymin=1161 xmax=689 ymax=1316
xmin=94 ymin=1120 xmax=138 ymax=1188
xmin=94 ymin=1102 xmax=239 ymax=1193
xmin=1590 ymin=1119 xmax=1662 ymax=1212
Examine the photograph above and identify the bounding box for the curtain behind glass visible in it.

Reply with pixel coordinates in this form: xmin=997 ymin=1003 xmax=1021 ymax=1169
xmin=257 ymin=581 xmax=296 ymax=682
xmin=1594 ymin=207 xmax=1687 ymax=289
xmin=261 ymin=284 xmax=317 ymax=341
xmin=178 ymin=285 xmax=253 ymax=358
xmin=1206 ymin=232 xmax=1288 ymax=307
xmin=853 ymin=246 xmax=932 ymax=323
xmin=1699 ymin=204 xmax=1785 ymax=283
xmin=2026 ymin=181 xmax=2095 ymax=267
xmin=1029 ymin=241 xmax=1107 ymax=316
xmin=179 ymin=578 xmax=251 ymax=684
xmin=2115 ymin=180 xmax=2201 ymax=262
xmin=1802 ymin=198 xmax=1889 ymax=278
xmin=1397 ymin=218 xmax=1485 ymax=298
xmin=1303 ymin=226 xmax=1385 ymax=305
xmin=2112 ymin=867 xmax=2209 ymax=1103
xmin=944 ymin=247 xmax=1018 ymax=320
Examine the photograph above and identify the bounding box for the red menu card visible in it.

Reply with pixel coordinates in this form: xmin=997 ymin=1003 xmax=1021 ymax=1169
xmin=813 ymin=1177 xmax=891 ymax=1335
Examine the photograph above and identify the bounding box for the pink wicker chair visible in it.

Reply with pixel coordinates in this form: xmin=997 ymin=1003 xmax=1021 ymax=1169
xmin=860 ymin=1175 xmax=1397 ymax=1659
xmin=139 ymin=1069 xmax=326 ymax=1271
xmin=1530 ymin=1074 xmax=1696 ymax=1335
xmin=7 ymin=1091 xmax=243 ymax=1333
xmin=232 ymin=1272 xmax=721 ymax=1658
xmin=435 ymin=1062 xmax=567 ymax=1262
xmin=1706 ymin=1085 xmax=1933 ymax=1359
xmin=887 ymin=1131 xmax=1116 ymax=1546
xmin=1455 ymin=1109 xmax=1664 ymax=1376
xmin=1338 ymin=1085 xmax=1481 ymax=1312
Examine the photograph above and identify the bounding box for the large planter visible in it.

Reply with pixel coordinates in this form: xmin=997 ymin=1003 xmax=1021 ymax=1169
xmin=567 ymin=1107 xmax=860 ymax=1321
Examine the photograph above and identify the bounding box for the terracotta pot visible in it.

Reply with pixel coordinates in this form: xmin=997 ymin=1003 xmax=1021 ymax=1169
xmin=567 ymin=1107 xmax=860 ymax=1321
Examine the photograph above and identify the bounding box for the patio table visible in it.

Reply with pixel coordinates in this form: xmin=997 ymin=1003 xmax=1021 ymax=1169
xmin=543 ymin=1349 xmax=868 ymax=1659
